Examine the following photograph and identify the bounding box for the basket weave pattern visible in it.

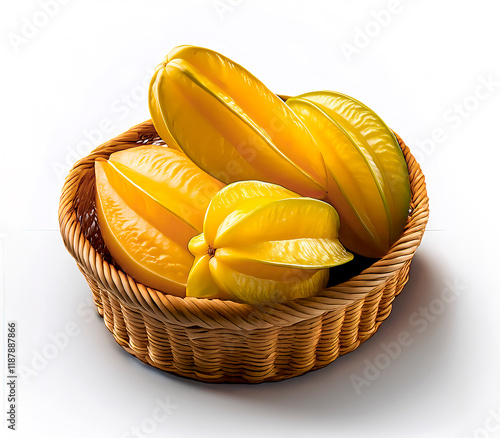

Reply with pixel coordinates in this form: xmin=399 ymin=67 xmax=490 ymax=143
xmin=58 ymin=120 xmax=429 ymax=383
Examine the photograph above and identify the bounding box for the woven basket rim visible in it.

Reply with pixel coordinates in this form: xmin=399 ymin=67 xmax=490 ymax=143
xmin=58 ymin=119 xmax=429 ymax=331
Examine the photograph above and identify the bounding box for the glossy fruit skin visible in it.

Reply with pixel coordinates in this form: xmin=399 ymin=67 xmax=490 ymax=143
xmin=186 ymin=181 xmax=353 ymax=304
xmin=287 ymin=91 xmax=411 ymax=258
xmin=149 ymin=45 xmax=328 ymax=199
xmin=95 ymin=145 xmax=224 ymax=296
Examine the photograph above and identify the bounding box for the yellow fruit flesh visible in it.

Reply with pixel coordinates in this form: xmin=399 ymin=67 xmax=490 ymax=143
xmin=209 ymin=257 xmax=329 ymax=305
xmin=150 ymin=45 xmax=328 ymax=198
xmin=95 ymin=160 xmax=193 ymax=296
xmin=186 ymin=181 xmax=353 ymax=303
xmin=306 ymin=99 xmax=394 ymax=231
xmin=100 ymin=160 xmax=196 ymax=248
xmin=186 ymin=255 xmax=232 ymax=300
xmin=286 ymin=98 xmax=391 ymax=256
xmin=216 ymin=238 xmax=352 ymax=269
xmin=214 ymin=198 xmax=341 ymax=248
xmin=297 ymin=91 xmax=410 ymax=244
xmin=203 ymin=180 xmax=300 ymax=243
xmin=155 ymin=62 xmax=265 ymax=184
xmin=148 ymin=67 xmax=182 ymax=151
xmin=109 ymin=145 xmax=224 ymax=232
xmin=165 ymin=47 xmax=327 ymax=191
xmin=188 ymin=233 xmax=207 ymax=256
xmin=326 ymin=172 xmax=384 ymax=257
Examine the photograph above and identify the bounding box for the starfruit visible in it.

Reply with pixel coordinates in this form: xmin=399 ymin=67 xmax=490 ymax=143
xmin=148 ymin=45 xmax=328 ymax=199
xmin=95 ymin=145 xmax=225 ymax=296
xmin=286 ymin=91 xmax=411 ymax=258
xmin=186 ymin=181 xmax=353 ymax=304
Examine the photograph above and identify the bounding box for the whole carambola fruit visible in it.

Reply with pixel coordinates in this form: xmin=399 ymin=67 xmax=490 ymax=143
xmin=287 ymin=91 xmax=411 ymax=258
xmin=186 ymin=180 xmax=353 ymax=304
xmin=148 ymin=45 xmax=328 ymax=199
xmin=95 ymin=145 xmax=224 ymax=296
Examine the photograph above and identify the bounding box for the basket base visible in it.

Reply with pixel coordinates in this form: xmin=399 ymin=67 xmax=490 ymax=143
xmin=80 ymin=260 xmax=411 ymax=384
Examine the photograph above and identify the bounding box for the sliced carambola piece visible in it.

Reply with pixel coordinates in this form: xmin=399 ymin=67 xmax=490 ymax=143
xmin=108 ymin=145 xmax=224 ymax=232
xmin=95 ymin=160 xmax=192 ymax=296
xmin=94 ymin=146 xmax=224 ymax=296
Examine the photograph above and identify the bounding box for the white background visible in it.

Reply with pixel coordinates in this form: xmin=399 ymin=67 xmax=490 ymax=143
xmin=2 ymin=0 xmax=500 ymax=437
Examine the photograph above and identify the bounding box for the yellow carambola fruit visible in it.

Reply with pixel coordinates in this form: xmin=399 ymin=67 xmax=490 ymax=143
xmin=186 ymin=181 xmax=353 ymax=304
xmin=287 ymin=91 xmax=411 ymax=258
xmin=95 ymin=145 xmax=225 ymax=297
xmin=148 ymin=45 xmax=328 ymax=199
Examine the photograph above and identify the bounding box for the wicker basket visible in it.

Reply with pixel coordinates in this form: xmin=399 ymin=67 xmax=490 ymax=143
xmin=58 ymin=119 xmax=429 ymax=383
